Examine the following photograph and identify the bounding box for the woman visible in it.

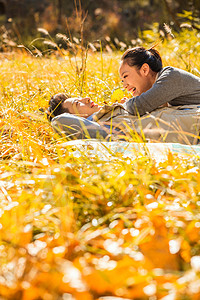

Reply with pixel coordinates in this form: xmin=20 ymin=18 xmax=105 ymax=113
xmin=119 ymin=47 xmax=200 ymax=116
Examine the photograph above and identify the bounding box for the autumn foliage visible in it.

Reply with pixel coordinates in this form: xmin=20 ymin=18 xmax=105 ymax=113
xmin=0 ymin=27 xmax=200 ymax=299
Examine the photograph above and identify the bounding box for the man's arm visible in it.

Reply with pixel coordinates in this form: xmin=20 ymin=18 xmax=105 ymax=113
xmin=51 ymin=113 xmax=109 ymax=139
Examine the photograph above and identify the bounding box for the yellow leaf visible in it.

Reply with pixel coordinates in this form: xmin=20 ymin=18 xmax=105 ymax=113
xmin=110 ymin=89 xmax=124 ymax=103
xmin=139 ymin=216 xmax=179 ymax=270
xmin=186 ymin=221 xmax=200 ymax=242
xmin=22 ymin=286 xmax=42 ymax=300
xmin=180 ymin=240 xmax=191 ymax=262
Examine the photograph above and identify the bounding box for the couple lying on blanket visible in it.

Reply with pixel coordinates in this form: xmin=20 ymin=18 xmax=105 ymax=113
xmin=47 ymin=47 xmax=200 ymax=144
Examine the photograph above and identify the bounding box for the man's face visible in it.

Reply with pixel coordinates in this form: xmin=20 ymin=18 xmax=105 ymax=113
xmin=62 ymin=97 xmax=100 ymax=118
xmin=119 ymin=62 xmax=152 ymax=97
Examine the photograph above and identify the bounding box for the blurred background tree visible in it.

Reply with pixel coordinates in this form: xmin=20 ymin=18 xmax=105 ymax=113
xmin=0 ymin=0 xmax=199 ymax=49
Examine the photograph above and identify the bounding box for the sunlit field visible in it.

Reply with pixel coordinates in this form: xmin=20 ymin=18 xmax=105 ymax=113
xmin=0 ymin=28 xmax=200 ymax=299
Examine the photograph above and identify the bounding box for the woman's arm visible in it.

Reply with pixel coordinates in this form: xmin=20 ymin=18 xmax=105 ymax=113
xmin=125 ymin=67 xmax=183 ymax=116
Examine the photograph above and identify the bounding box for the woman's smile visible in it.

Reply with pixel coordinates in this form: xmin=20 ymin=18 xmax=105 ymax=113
xmin=119 ymin=62 xmax=153 ymax=97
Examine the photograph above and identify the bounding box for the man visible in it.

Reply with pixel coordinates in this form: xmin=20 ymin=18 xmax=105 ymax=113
xmin=47 ymin=93 xmax=200 ymax=144
xmin=47 ymin=93 xmax=112 ymax=139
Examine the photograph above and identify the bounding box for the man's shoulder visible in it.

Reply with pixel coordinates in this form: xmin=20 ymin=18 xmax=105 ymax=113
xmin=51 ymin=113 xmax=86 ymax=125
xmin=51 ymin=112 xmax=70 ymax=122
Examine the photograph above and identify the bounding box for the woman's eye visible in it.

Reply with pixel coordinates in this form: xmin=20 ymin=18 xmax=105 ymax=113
xmin=124 ymin=75 xmax=128 ymax=79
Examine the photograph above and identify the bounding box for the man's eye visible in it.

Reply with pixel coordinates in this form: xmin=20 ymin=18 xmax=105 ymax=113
xmin=124 ymin=75 xmax=128 ymax=79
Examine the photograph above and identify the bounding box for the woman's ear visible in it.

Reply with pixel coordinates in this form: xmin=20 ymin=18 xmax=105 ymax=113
xmin=140 ymin=63 xmax=150 ymax=76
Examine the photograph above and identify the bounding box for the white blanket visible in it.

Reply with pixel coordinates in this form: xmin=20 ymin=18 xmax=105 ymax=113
xmin=59 ymin=140 xmax=200 ymax=162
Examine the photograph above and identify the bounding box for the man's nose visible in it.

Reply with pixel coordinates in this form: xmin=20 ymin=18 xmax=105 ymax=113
xmin=122 ymin=82 xmax=128 ymax=89
xmin=81 ymin=97 xmax=90 ymax=103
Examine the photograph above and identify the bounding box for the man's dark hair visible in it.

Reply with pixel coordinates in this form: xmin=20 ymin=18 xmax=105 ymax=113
xmin=47 ymin=93 xmax=69 ymax=121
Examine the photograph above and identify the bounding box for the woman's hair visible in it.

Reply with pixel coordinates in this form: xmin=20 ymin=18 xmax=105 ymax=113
xmin=121 ymin=47 xmax=162 ymax=72
xmin=47 ymin=93 xmax=69 ymax=121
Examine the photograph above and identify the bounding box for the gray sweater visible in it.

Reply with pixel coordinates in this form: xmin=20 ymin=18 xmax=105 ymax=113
xmin=125 ymin=66 xmax=200 ymax=116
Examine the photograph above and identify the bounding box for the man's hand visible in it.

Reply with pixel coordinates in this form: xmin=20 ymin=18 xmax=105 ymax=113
xmin=120 ymin=97 xmax=128 ymax=104
xmin=159 ymin=102 xmax=169 ymax=108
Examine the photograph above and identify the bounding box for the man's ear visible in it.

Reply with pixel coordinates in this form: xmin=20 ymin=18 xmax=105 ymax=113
xmin=140 ymin=63 xmax=150 ymax=76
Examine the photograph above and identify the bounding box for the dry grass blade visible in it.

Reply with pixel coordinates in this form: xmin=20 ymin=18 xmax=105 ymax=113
xmin=163 ymin=23 xmax=175 ymax=38
xmin=43 ymin=40 xmax=58 ymax=48
xmin=37 ymin=28 xmax=49 ymax=35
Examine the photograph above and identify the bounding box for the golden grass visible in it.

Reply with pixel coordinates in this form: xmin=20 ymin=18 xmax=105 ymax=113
xmin=0 ymin=29 xmax=200 ymax=299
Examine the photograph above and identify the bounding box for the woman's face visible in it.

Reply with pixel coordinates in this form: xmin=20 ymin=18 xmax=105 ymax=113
xmin=62 ymin=97 xmax=100 ymax=118
xmin=119 ymin=62 xmax=153 ymax=97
